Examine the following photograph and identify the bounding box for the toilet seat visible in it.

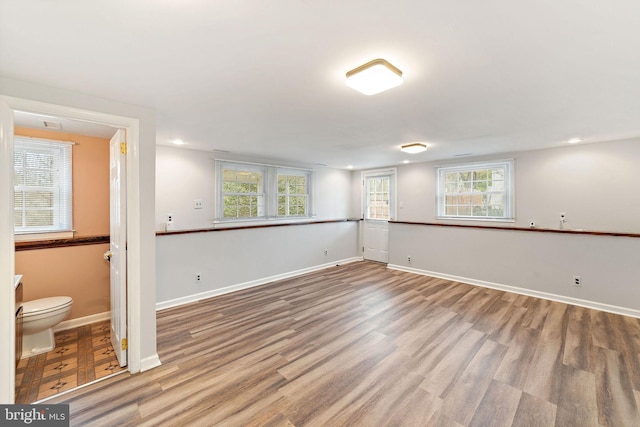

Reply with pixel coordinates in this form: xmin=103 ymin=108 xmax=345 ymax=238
xmin=23 ymin=296 xmax=73 ymax=317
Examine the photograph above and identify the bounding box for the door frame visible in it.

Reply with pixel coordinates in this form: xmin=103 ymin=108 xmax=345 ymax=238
xmin=0 ymin=96 xmax=142 ymax=403
xmin=361 ymin=168 xmax=397 ymax=262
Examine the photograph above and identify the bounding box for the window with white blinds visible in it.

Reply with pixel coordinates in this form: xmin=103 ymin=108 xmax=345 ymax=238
xmin=14 ymin=137 xmax=73 ymax=234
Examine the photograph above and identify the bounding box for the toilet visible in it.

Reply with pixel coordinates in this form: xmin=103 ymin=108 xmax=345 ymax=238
xmin=21 ymin=296 xmax=73 ymax=358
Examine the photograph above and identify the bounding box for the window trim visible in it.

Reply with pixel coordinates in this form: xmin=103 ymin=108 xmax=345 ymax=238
xmin=361 ymin=168 xmax=397 ymax=221
xmin=217 ymin=161 xmax=267 ymax=220
xmin=436 ymin=159 xmax=515 ymax=222
xmin=215 ymin=160 xmax=315 ymax=223
xmin=276 ymin=167 xmax=312 ymax=218
xmin=13 ymin=136 xmax=74 ymax=236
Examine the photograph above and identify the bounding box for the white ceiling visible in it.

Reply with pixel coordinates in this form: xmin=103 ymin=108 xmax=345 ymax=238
xmin=13 ymin=111 xmax=117 ymax=139
xmin=2 ymin=1 xmax=639 ymax=169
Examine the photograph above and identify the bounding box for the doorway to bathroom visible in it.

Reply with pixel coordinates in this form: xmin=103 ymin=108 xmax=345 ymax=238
xmin=13 ymin=112 xmax=127 ymax=403
xmin=0 ymin=98 xmax=139 ymax=404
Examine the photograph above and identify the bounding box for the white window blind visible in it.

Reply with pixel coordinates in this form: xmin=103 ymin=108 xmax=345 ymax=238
xmin=14 ymin=137 xmax=73 ymax=234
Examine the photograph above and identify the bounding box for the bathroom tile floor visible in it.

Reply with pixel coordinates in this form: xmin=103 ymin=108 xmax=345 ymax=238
xmin=15 ymin=320 xmax=126 ymax=403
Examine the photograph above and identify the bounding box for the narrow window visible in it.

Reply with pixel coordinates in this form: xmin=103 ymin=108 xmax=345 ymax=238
xmin=220 ymin=164 xmax=265 ymax=219
xmin=366 ymin=176 xmax=391 ymax=220
xmin=277 ymin=170 xmax=309 ymax=217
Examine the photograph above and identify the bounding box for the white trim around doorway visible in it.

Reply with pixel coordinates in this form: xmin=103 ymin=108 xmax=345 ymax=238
xmin=0 ymin=95 xmax=144 ymax=403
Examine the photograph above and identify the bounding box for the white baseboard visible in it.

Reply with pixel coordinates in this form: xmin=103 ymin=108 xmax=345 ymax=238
xmin=157 ymin=257 xmax=362 ymax=311
xmin=140 ymin=354 xmax=162 ymax=372
xmin=54 ymin=311 xmax=111 ymax=332
xmin=387 ymin=264 xmax=640 ymax=319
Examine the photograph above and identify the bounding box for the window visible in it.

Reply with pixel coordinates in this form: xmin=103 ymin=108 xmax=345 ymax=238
xmin=437 ymin=160 xmax=514 ymax=221
xmin=366 ymin=176 xmax=391 ymax=220
xmin=14 ymin=137 xmax=73 ymax=234
xmin=216 ymin=161 xmax=313 ymax=221
xmin=220 ymin=164 xmax=265 ymax=219
xmin=277 ymin=170 xmax=309 ymax=217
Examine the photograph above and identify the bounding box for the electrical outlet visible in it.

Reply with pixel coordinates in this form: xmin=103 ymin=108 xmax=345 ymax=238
xmin=573 ymin=275 xmax=582 ymax=287
xmin=407 ymin=256 xmax=412 ymax=264
xmin=195 ymin=273 xmax=202 ymax=284
xmin=324 ymin=249 xmax=328 ymax=256
xmin=194 ymin=199 xmax=204 ymax=209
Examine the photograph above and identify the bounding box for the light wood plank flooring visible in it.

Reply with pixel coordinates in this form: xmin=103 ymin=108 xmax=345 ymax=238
xmin=47 ymin=261 xmax=640 ymax=426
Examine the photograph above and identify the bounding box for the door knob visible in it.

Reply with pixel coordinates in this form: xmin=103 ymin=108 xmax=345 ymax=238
xmin=103 ymin=250 xmax=113 ymax=261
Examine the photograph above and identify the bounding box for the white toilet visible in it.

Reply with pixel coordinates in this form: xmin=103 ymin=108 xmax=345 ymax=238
xmin=21 ymin=296 xmax=73 ymax=358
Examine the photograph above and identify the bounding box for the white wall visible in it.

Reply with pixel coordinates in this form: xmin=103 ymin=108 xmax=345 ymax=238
xmin=155 ymin=145 xmax=359 ymax=308
xmin=394 ymin=138 xmax=640 ymax=232
xmin=156 ymin=221 xmax=359 ymax=307
xmin=515 ymin=139 xmax=640 ymax=232
xmin=389 ymin=223 xmax=640 ymax=315
xmin=383 ymin=138 xmax=640 ymax=316
xmin=156 ymin=145 xmax=354 ymax=231
xmin=0 ymin=77 xmax=159 ymax=403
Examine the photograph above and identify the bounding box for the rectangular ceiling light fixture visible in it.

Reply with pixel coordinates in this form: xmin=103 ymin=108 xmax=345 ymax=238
xmin=346 ymin=58 xmax=403 ymax=95
xmin=400 ymin=143 xmax=427 ymax=154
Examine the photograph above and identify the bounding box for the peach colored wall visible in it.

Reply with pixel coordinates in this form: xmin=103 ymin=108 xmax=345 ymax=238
xmin=14 ymin=127 xmax=111 ymax=320
xmin=15 ymin=244 xmax=110 ymax=319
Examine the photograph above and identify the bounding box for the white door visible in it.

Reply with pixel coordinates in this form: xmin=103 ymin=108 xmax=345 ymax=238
xmin=109 ymin=129 xmax=127 ymax=367
xmin=362 ymin=171 xmax=395 ymax=263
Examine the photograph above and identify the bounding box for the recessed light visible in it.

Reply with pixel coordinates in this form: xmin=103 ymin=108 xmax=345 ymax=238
xmin=403 ymin=160 xmax=410 ymax=164
xmin=567 ymin=138 xmax=583 ymax=144
xmin=347 ymin=165 xmax=354 ymax=169
xmin=346 ymin=59 xmax=403 ymax=95
xmin=172 ymin=139 xmax=186 ymax=145
xmin=400 ymin=143 xmax=427 ymax=154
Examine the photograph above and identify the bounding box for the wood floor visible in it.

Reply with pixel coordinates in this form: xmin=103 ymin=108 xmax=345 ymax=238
xmin=47 ymin=261 xmax=640 ymax=426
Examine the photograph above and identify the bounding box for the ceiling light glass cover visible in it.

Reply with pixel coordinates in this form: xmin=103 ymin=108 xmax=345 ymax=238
xmin=400 ymin=143 xmax=427 ymax=154
xmin=346 ymin=58 xmax=403 ymax=95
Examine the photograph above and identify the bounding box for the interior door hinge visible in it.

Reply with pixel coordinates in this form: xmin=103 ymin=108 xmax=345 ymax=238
xmin=121 ymin=338 xmax=128 ymax=350
xmin=362 ymin=246 xmax=365 ymax=252
xmin=120 ymin=142 xmax=127 ymax=154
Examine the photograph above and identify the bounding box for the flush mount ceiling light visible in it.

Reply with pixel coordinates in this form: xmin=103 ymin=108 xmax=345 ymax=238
xmin=346 ymin=58 xmax=403 ymax=95
xmin=567 ymin=138 xmax=583 ymax=144
xmin=400 ymin=143 xmax=427 ymax=154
